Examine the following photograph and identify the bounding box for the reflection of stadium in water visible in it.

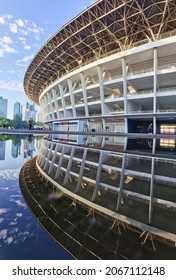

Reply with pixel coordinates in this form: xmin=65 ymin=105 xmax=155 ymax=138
xmin=22 ymin=0 xmax=176 ymax=258
xmin=19 ymin=137 xmax=176 ymax=259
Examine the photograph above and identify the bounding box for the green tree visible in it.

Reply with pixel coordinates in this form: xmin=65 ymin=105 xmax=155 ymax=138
xmin=0 ymin=117 xmax=11 ymax=128
xmin=12 ymin=115 xmax=23 ymax=129
xmin=36 ymin=121 xmax=43 ymax=126
xmin=21 ymin=120 xmax=28 ymax=129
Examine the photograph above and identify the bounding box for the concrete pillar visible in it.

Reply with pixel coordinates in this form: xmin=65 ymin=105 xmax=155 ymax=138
xmin=44 ymin=142 xmax=54 ymax=171
xmin=59 ymin=84 xmax=67 ymax=118
xmin=116 ymin=154 xmax=126 ymax=211
xmin=67 ymin=79 xmax=76 ymax=117
xmin=92 ymin=151 xmax=104 ymax=201
xmin=153 ymin=47 xmax=158 ymax=114
xmin=122 ymin=58 xmax=128 ymax=114
xmin=63 ymin=146 xmax=75 ymax=185
xmin=97 ymin=65 xmax=105 ymax=121
xmin=48 ymin=143 xmax=60 ymax=174
xmin=54 ymin=145 xmax=66 ymax=179
xmin=149 ymin=157 xmax=155 ymax=224
xmin=52 ymin=89 xmax=60 ymax=119
xmin=80 ymin=73 xmax=89 ymax=117
xmin=75 ymin=148 xmax=88 ymax=193
xmin=44 ymin=95 xmax=50 ymax=121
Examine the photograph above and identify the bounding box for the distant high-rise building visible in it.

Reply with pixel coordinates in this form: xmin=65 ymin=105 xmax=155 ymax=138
xmin=22 ymin=102 xmax=37 ymax=122
xmin=0 ymin=96 xmax=7 ymax=118
xmin=11 ymin=142 xmax=20 ymax=158
xmin=36 ymin=108 xmax=43 ymax=123
xmin=0 ymin=141 xmax=5 ymax=160
xmin=13 ymin=102 xmax=21 ymax=118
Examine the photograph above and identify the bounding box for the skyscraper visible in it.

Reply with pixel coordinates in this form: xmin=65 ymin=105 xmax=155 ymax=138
xmin=13 ymin=102 xmax=21 ymax=118
xmin=0 ymin=96 xmax=7 ymax=118
xmin=22 ymin=102 xmax=37 ymax=122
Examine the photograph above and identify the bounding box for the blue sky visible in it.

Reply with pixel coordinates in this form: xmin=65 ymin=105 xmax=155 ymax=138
xmin=0 ymin=0 xmax=97 ymax=118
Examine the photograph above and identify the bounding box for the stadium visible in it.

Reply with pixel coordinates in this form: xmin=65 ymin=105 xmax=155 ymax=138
xmin=21 ymin=0 xmax=176 ymax=259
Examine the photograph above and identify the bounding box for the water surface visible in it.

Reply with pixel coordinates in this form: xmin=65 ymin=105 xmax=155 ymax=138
xmin=0 ymin=135 xmax=73 ymax=260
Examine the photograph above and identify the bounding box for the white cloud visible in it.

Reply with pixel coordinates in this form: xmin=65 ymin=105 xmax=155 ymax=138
xmin=0 ymin=229 xmax=8 ymax=239
xmin=1 ymin=14 xmax=44 ymax=47
xmin=9 ymin=23 xmax=18 ymax=33
xmin=3 ymin=44 xmax=16 ymax=53
xmin=0 ymin=169 xmax=20 ymax=179
xmin=0 ymin=80 xmax=23 ymax=92
xmin=15 ymin=18 xmax=25 ymax=27
xmin=0 ymin=218 xmax=4 ymax=223
xmin=20 ymin=30 xmax=28 ymax=36
xmin=0 ymin=35 xmax=17 ymax=57
xmin=16 ymin=213 xmax=23 ymax=217
xmin=0 ymin=49 xmax=4 ymax=57
xmin=0 ymin=16 xmax=5 ymax=25
xmin=7 ymin=70 xmax=15 ymax=73
xmin=24 ymin=45 xmax=31 ymax=50
xmin=8 ymin=17 xmax=44 ymax=38
xmin=9 ymin=221 xmax=17 ymax=226
xmin=0 ymin=44 xmax=17 ymax=56
xmin=1 ymin=36 xmax=13 ymax=44
xmin=12 ymin=199 xmax=27 ymax=208
xmin=20 ymin=54 xmax=34 ymax=63
xmin=27 ymin=22 xmax=42 ymax=33
xmin=16 ymin=63 xmax=28 ymax=67
xmin=5 ymin=236 xmax=14 ymax=244
xmin=18 ymin=37 xmax=26 ymax=44
xmin=0 ymin=208 xmax=9 ymax=215
xmin=0 ymin=14 xmax=13 ymax=25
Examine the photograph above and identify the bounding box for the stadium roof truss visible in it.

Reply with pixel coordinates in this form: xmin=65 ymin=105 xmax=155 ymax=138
xmin=24 ymin=0 xmax=176 ymax=104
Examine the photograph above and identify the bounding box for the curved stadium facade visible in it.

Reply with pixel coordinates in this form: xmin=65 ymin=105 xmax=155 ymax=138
xmin=21 ymin=0 xmax=176 ymax=259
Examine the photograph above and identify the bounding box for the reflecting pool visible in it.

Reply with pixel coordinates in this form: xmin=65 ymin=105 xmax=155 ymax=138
xmin=19 ymin=135 xmax=176 ymax=260
xmin=0 ymin=135 xmax=73 ymax=260
xmin=1 ymin=133 xmax=176 ymax=260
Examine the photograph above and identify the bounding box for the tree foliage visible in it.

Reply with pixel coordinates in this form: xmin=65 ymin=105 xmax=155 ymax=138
xmin=0 ymin=116 xmax=28 ymax=129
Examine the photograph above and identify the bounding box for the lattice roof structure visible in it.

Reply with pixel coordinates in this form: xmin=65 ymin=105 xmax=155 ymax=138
xmin=24 ymin=0 xmax=176 ymax=104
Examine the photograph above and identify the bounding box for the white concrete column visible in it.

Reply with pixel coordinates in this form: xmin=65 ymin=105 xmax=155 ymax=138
xmin=122 ymin=58 xmax=128 ymax=114
xmin=122 ymin=58 xmax=128 ymax=150
xmin=97 ymin=65 xmax=105 ymax=121
xmin=40 ymin=98 xmax=47 ymax=122
xmin=67 ymin=79 xmax=76 ymax=118
xmin=48 ymin=143 xmax=60 ymax=174
xmin=52 ymin=89 xmax=60 ymax=119
xmin=44 ymin=95 xmax=50 ymax=121
xmin=59 ymin=84 xmax=67 ymax=118
xmin=92 ymin=151 xmax=104 ymax=201
xmin=80 ymin=73 xmax=89 ymax=117
xmin=47 ymin=91 xmax=54 ymax=120
xmin=75 ymin=148 xmax=88 ymax=193
xmin=37 ymin=139 xmax=45 ymax=165
xmin=44 ymin=142 xmax=54 ymax=171
xmin=124 ymin=117 xmax=128 ymax=150
xmin=41 ymin=140 xmax=50 ymax=168
xmin=153 ymin=47 xmax=158 ymax=114
xmin=152 ymin=116 xmax=156 ymax=154
xmin=63 ymin=146 xmax=75 ymax=185
xmin=152 ymin=48 xmax=158 ymax=155
xmin=149 ymin=157 xmax=155 ymax=224
xmin=54 ymin=145 xmax=66 ymax=179
xmin=116 ymin=154 xmax=126 ymax=211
